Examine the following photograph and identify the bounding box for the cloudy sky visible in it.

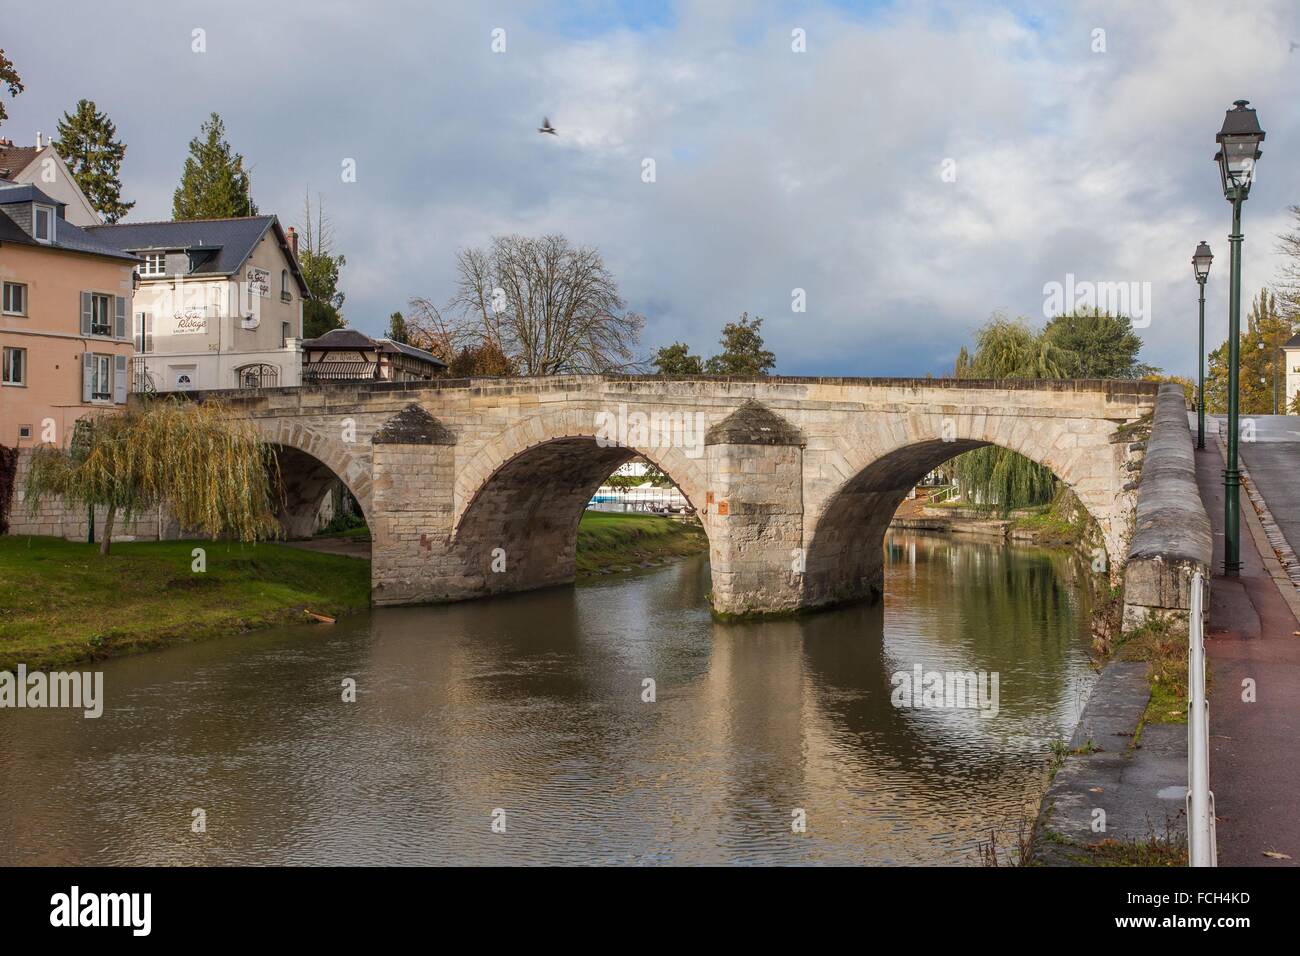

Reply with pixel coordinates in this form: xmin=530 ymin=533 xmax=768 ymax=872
xmin=6 ymin=0 xmax=1300 ymax=377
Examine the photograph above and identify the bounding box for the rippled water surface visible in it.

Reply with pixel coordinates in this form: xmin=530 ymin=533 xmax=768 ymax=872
xmin=0 ymin=532 xmax=1097 ymax=865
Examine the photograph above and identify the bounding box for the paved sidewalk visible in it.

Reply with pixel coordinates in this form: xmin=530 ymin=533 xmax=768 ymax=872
xmin=1196 ymin=438 xmax=1300 ymax=866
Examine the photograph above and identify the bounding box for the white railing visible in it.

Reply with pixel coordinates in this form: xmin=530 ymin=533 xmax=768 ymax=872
xmin=1187 ymin=570 xmax=1216 ymax=866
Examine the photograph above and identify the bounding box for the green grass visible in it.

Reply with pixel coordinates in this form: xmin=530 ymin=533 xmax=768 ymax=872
xmin=0 ymin=536 xmax=371 ymax=671
xmin=574 ymin=511 xmax=707 ymax=575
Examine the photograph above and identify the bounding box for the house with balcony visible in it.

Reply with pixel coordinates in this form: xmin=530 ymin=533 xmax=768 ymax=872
xmin=300 ymin=327 xmax=445 ymax=383
xmin=86 ymin=215 xmax=310 ymax=392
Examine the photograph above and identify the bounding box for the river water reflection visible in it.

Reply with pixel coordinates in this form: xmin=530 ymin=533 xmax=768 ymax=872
xmin=0 ymin=532 xmax=1097 ymax=865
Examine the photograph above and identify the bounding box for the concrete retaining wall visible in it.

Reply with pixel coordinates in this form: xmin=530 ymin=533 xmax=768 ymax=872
xmin=1121 ymin=384 xmax=1211 ymax=634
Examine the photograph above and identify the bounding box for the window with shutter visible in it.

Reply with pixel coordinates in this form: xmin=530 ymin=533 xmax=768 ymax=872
xmin=113 ymin=355 xmax=128 ymax=404
xmin=82 ymin=353 xmax=94 ymax=402
xmin=114 ymin=296 xmax=126 ymax=339
xmin=80 ymin=292 xmax=93 ymax=336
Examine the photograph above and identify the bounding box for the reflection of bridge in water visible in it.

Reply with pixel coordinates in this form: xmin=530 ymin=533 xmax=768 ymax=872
xmin=200 ymin=374 xmax=1156 ymax=616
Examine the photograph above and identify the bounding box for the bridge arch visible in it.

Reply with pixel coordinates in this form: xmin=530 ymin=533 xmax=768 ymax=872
xmin=450 ymin=408 xmax=711 ymax=596
xmin=252 ymin=420 xmax=373 ymax=539
xmin=453 ymin=408 xmax=709 ymax=535
xmin=801 ymin=409 xmax=1126 ymax=609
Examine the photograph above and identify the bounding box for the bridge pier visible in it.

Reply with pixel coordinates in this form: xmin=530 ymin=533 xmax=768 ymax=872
xmin=703 ymin=402 xmax=807 ymax=617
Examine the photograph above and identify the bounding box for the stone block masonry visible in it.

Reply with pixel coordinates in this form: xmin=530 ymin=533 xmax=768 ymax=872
xmin=179 ymin=375 xmax=1159 ymax=617
xmin=1121 ymin=384 xmax=1212 ymax=635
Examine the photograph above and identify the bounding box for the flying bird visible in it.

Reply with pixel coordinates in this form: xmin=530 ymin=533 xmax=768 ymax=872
xmin=538 ymin=117 xmax=557 ymax=135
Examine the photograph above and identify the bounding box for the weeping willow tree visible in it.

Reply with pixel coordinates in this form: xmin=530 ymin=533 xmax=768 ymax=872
xmin=25 ymin=398 xmax=281 ymax=554
xmin=950 ymin=315 xmax=1068 ymax=515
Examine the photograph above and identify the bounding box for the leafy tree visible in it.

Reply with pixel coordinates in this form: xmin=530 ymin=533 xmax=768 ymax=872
xmin=1042 ymin=309 xmax=1154 ymax=379
xmin=653 ymin=341 xmax=703 ymax=375
xmin=298 ymin=193 xmax=347 ymax=339
xmin=949 ymin=315 xmax=1070 ymax=513
xmin=25 ymin=400 xmax=279 ymax=555
xmin=1143 ymin=373 xmax=1195 ymax=407
xmin=446 ymin=341 xmax=516 ymax=377
xmin=704 ymin=313 xmax=775 ymax=375
xmin=386 ymin=311 xmax=410 ymax=344
xmin=1205 ymin=288 xmax=1296 ymax=415
xmin=0 ymin=49 xmax=22 ymax=128
xmin=172 ymin=112 xmax=257 ymax=220
xmin=53 ymin=99 xmax=134 ymax=223
xmin=412 ymin=234 xmax=643 ymax=375
xmin=1276 ymin=205 xmax=1300 ymax=324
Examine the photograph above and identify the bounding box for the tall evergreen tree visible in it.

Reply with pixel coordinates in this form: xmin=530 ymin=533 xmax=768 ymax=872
xmin=172 ymin=112 xmax=257 ymax=220
xmin=53 ymin=99 xmax=134 ymax=223
xmin=386 ymin=311 xmax=410 ymax=344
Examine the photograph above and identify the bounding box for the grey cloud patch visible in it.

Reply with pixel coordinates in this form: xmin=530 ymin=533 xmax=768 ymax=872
xmin=5 ymin=0 xmax=1299 ymax=376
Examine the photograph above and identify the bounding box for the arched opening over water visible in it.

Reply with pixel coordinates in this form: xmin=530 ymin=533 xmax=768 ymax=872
xmin=452 ymin=436 xmax=708 ymax=597
xmin=803 ymin=438 xmax=1106 ymax=609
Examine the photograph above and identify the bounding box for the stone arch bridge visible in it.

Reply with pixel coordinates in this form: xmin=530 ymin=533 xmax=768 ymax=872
xmin=205 ymin=375 xmax=1157 ymax=616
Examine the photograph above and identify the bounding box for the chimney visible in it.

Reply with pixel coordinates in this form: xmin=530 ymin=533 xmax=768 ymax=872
xmin=286 ymin=226 xmax=299 ymax=260
xmin=35 ymin=132 xmax=42 ymax=149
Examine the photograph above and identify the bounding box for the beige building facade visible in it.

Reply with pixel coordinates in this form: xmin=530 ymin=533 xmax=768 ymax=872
xmin=87 ymin=216 xmax=309 ymax=392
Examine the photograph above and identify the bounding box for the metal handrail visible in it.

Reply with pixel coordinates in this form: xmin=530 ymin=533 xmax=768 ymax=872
xmin=1187 ymin=570 xmax=1216 ymax=866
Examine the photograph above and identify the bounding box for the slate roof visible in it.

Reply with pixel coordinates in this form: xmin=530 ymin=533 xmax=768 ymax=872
xmin=0 ymin=180 xmax=66 ymax=208
xmin=87 ymin=215 xmax=310 ymax=295
xmin=1284 ymin=332 xmax=1300 ymax=349
xmin=0 ymin=180 xmax=139 ymax=262
xmin=301 ymin=327 xmax=446 ymax=367
xmin=379 ymin=338 xmax=446 ymax=366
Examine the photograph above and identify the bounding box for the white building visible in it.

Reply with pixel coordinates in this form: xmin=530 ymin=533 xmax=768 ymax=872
xmin=1285 ymin=333 xmax=1300 ymax=413
xmin=86 ymin=215 xmax=310 ymax=392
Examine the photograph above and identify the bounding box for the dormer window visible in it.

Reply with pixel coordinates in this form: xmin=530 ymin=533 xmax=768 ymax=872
xmin=32 ymin=204 xmax=54 ymax=243
xmin=141 ymin=253 xmax=168 ymax=276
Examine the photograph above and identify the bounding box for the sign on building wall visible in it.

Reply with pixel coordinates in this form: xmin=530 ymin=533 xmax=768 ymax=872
xmin=173 ymin=308 xmax=208 ymax=334
xmin=246 ymin=267 xmax=270 ymax=298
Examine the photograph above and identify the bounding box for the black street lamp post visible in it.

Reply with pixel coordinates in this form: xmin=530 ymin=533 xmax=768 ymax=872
xmin=1193 ymin=241 xmax=1213 ymax=450
xmin=1214 ymin=99 xmax=1265 ymax=577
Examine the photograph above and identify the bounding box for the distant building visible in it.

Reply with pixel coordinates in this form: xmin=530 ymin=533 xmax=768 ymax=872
xmin=300 ymin=327 xmax=446 ymax=383
xmin=1285 ymin=333 xmax=1300 ymax=413
xmin=86 ymin=215 xmax=309 ymax=392
xmin=0 ymin=180 xmax=139 ymax=449
xmin=0 ymin=134 xmax=101 ymax=227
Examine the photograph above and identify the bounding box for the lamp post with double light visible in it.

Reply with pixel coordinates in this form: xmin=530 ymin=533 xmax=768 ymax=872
xmin=1214 ymin=100 xmax=1265 ymax=577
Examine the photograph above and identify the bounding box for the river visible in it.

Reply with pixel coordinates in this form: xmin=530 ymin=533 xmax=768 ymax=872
xmin=0 ymin=531 xmax=1098 ymax=865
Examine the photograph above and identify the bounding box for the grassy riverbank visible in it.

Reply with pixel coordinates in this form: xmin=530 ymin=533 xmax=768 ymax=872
xmin=1 ymin=513 xmax=707 ymax=670
xmin=0 ymin=537 xmax=371 ymax=671
xmin=575 ymin=511 xmax=708 ymax=575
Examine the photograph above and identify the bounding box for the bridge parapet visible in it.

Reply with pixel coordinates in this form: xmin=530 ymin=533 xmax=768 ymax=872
xmin=1122 ymin=384 xmax=1212 ymax=634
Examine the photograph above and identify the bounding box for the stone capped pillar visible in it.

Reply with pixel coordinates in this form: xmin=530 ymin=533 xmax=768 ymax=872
xmin=703 ymin=400 xmax=806 ymax=616
xmin=369 ymin=403 xmax=460 ymax=605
